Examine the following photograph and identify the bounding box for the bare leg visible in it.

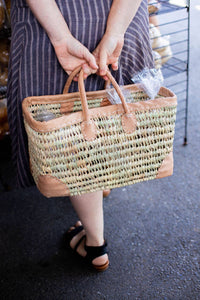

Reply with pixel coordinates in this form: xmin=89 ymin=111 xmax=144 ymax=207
xmin=69 ymin=190 xmax=108 ymax=266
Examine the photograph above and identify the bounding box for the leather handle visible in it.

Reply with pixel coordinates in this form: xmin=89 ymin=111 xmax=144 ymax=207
xmin=78 ymin=69 xmax=137 ymax=140
xmin=63 ymin=66 xmax=82 ymax=94
xmin=63 ymin=65 xmax=110 ymax=93
xmin=64 ymin=67 xmax=131 ymax=115
xmin=63 ymin=67 xmax=137 ymax=140
xmin=105 ymin=71 xmax=130 ymax=114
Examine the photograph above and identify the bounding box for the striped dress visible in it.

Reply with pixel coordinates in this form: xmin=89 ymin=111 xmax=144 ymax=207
xmin=7 ymin=0 xmax=154 ymax=188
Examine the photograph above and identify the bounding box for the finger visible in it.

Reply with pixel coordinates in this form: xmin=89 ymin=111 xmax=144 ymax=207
xmin=95 ymin=68 xmax=108 ymax=80
xmin=112 ymin=39 xmax=124 ymax=58
xmin=73 ymin=76 xmax=78 ymax=81
xmin=111 ymin=61 xmax=118 ymax=71
xmin=99 ymin=50 xmax=107 ymax=76
xmin=83 ymin=73 xmax=88 ymax=80
xmin=102 ymin=75 xmax=109 ymax=81
xmin=82 ymin=64 xmax=91 ymax=76
xmin=92 ymin=47 xmax=98 ymax=58
xmin=92 ymin=47 xmax=100 ymax=61
xmin=82 ymin=63 xmax=94 ymax=76
xmin=91 ymin=68 xmax=97 ymax=74
xmin=82 ymin=48 xmax=98 ymax=70
xmin=82 ymin=63 xmax=96 ymax=80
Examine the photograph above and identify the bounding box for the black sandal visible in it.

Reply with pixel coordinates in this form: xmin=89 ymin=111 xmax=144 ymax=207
xmin=85 ymin=241 xmax=109 ymax=272
xmin=65 ymin=225 xmax=109 ymax=272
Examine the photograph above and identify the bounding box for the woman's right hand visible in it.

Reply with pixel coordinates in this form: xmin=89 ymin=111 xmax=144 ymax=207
xmin=26 ymin=1 xmax=98 ymax=79
xmin=53 ymin=34 xmax=98 ymax=80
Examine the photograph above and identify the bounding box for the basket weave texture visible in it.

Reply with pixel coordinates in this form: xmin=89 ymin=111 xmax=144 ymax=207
xmin=22 ymin=69 xmax=177 ymax=197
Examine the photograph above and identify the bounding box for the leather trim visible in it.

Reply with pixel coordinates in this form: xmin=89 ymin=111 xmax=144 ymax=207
xmin=22 ymin=85 xmax=177 ymax=133
xmin=156 ymin=151 xmax=174 ymax=179
xmin=60 ymin=97 xmax=110 ymax=114
xmin=81 ymin=119 xmax=97 ymax=141
xmin=60 ymin=101 xmax=75 ymax=114
xmin=37 ymin=175 xmax=70 ymax=198
xmin=121 ymin=113 xmax=137 ymax=134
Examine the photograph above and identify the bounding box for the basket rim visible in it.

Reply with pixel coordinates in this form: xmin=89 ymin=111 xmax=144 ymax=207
xmin=22 ymin=84 xmax=177 ymax=133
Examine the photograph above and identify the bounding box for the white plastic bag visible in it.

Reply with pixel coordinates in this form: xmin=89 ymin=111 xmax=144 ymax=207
xmin=131 ymin=68 xmax=164 ymax=99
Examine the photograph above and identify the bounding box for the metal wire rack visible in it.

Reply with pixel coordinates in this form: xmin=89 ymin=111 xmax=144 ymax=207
xmin=149 ymin=0 xmax=190 ymax=145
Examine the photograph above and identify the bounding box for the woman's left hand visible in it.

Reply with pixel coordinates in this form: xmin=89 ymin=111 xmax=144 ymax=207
xmin=91 ymin=32 xmax=124 ymax=80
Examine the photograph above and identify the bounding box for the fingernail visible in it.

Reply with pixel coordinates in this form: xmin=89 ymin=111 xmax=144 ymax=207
xmin=91 ymin=69 xmax=97 ymax=74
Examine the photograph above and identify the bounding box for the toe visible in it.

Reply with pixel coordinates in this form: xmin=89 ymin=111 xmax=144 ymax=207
xmin=68 ymin=220 xmax=82 ymax=232
xmin=68 ymin=226 xmax=75 ymax=233
xmin=75 ymin=220 xmax=82 ymax=227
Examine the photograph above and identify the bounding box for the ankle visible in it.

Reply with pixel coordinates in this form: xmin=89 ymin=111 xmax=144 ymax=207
xmin=85 ymin=236 xmax=105 ymax=247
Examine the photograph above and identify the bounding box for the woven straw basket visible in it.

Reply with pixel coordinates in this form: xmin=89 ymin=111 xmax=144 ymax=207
xmin=22 ymin=67 xmax=177 ymax=198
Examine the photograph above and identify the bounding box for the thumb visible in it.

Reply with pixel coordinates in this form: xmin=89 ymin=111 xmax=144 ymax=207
xmin=82 ymin=47 xmax=98 ymax=70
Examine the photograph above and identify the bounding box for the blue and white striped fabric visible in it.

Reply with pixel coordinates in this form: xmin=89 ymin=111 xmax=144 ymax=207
xmin=7 ymin=0 xmax=154 ymax=188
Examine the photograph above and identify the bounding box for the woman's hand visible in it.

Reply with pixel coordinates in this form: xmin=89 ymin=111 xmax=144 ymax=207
xmin=90 ymin=0 xmax=142 ymax=79
xmin=53 ymin=34 xmax=98 ymax=80
xmin=26 ymin=0 xmax=98 ymax=80
xmin=92 ymin=32 xmax=124 ymax=79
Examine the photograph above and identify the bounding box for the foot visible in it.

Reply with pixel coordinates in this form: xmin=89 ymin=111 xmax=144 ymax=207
xmin=67 ymin=221 xmax=109 ymax=269
xmin=67 ymin=221 xmax=87 ymax=257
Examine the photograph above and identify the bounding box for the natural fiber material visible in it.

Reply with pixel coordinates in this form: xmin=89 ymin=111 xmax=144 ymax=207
xmin=22 ymin=69 xmax=177 ymax=197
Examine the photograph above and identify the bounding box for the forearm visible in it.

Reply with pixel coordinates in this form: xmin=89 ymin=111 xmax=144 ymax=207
xmin=26 ymin=0 xmax=71 ymax=45
xmin=106 ymin=0 xmax=142 ymax=36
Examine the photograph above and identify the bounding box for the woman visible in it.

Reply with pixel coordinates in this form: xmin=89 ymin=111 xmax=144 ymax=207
xmin=7 ymin=0 xmax=154 ymax=271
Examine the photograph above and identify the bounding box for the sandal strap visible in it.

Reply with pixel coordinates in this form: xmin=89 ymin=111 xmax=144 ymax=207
xmin=66 ymin=225 xmax=84 ymax=243
xmin=74 ymin=234 xmax=86 ymax=253
xmin=85 ymin=241 xmax=108 ymax=263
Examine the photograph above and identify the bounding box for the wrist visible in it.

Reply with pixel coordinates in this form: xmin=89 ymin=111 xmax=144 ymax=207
xmin=104 ymin=29 xmax=124 ymax=39
xmin=49 ymin=31 xmax=72 ymax=48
